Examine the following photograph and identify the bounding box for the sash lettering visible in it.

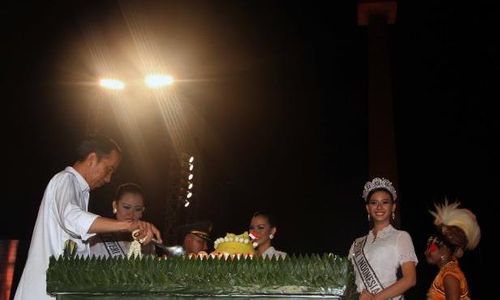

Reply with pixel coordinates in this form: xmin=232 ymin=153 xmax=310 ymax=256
xmin=353 ymin=237 xmax=384 ymax=294
xmin=101 ymin=233 xmax=126 ymax=257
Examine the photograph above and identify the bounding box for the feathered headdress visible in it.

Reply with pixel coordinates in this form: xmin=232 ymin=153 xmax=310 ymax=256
xmin=430 ymin=200 xmax=481 ymax=251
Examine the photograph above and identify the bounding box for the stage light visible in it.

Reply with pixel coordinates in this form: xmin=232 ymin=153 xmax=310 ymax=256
xmin=145 ymin=74 xmax=174 ymax=88
xmin=179 ymin=153 xmax=195 ymax=207
xmin=99 ymin=78 xmax=125 ymax=90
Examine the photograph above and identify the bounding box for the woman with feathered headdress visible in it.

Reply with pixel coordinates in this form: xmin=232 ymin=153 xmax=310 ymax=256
xmin=425 ymin=200 xmax=481 ymax=300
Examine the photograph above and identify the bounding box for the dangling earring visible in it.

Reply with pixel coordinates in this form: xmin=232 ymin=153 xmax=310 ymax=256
xmin=367 ymin=214 xmax=371 ymax=222
xmin=392 ymin=211 xmax=395 ymax=220
xmin=269 ymin=234 xmax=274 ymax=240
xmin=113 ymin=208 xmax=117 ymax=214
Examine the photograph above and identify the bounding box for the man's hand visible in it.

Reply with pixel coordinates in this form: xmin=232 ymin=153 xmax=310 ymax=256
xmin=128 ymin=220 xmax=162 ymax=244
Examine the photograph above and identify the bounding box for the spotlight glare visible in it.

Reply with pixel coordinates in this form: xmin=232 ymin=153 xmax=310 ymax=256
xmin=99 ymin=79 xmax=125 ymax=90
xmin=145 ymin=74 xmax=174 ymax=88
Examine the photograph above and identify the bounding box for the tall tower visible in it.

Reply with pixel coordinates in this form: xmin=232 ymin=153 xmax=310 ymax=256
xmin=357 ymin=0 xmax=400 ymax=225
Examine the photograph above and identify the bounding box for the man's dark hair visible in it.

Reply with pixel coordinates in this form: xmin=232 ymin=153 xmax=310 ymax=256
xmin=76 ymin=134 xmax=122 ymax=162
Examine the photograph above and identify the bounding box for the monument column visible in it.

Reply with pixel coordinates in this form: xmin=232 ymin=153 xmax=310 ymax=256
xmin=358 ymin=0 xmax=400 ymax=225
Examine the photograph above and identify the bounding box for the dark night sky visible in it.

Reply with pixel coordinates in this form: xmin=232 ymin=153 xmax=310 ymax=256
xmin=2 ymin=1 xmax=497 ymax=298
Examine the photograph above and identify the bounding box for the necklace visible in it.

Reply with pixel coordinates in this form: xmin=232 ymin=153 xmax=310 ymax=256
xmin=439 ymin=258 xmax=456 ymax=269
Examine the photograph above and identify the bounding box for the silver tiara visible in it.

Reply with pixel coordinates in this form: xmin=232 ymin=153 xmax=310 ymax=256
xmin=362 ymin=177 xmax=397 ymax=201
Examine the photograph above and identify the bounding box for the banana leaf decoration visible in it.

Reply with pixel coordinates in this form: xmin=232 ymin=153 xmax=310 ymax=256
xmin=47 ymin=253 xmax=356 ymax=299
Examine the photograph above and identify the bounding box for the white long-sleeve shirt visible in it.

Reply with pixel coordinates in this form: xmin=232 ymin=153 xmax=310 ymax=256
xmin=14 ymin=167 xmax=99 ymax=300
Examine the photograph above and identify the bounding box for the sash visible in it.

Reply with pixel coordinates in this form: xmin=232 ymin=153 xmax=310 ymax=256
xmin=352 ymin=236 xmax=384 ymax=294
xmin=101 ymin=233 xmax=126 ymax=257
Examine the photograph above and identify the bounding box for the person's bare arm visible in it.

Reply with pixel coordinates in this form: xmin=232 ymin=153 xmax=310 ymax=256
xmin=359 ymin=290 xmax=374 ymax=300
xmin=443 ymin=274 xmax=461 ymax=300
xmin=373 ymin=261 xmax=416 ymax=300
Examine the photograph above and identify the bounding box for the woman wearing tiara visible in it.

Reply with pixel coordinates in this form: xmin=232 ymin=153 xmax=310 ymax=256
xmin=425 ymin=201 xmax=480 ymax=300
xmin=349 ymin=177 xmax=418 ymax=300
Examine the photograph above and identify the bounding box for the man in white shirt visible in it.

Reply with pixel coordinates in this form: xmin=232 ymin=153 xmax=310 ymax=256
xmin=14 ymin=135 xmax=162 ymax=300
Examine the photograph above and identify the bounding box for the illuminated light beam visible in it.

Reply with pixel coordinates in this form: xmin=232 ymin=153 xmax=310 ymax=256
xmin=145 ymin=74 xmax=174 ymax=89
xmin=153 ymin=90 xmax=197 ymax=175
xmin=99 ymin=78 xmax=125 ymax=90
xmin=108 ymin=92 xmax=155 ymax=177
